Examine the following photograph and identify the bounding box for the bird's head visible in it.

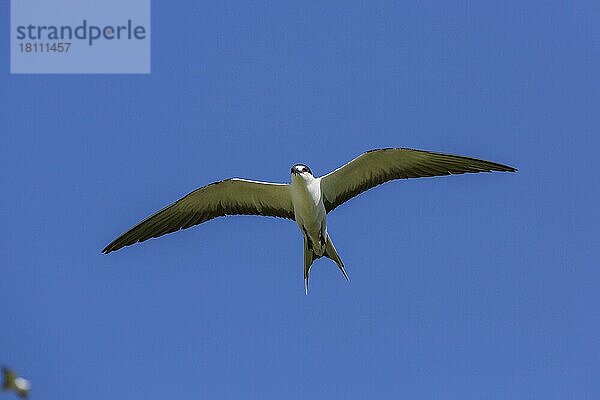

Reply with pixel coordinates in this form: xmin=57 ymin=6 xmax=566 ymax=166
xmin=291 ymin=164 xmax=313 ymax=180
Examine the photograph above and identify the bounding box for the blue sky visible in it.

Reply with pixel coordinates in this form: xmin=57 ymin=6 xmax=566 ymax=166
xmin=1 ymin=1 xmax=599 ymax=399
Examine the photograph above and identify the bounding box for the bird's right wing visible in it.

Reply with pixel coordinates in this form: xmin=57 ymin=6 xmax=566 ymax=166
xmin=320 ymin=148 xmax=516 ymax=212
xmin=102 ymin=178 xmax=294 ymax=253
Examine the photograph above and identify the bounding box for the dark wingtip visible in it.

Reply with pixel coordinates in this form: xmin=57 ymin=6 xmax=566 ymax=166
xmin=499 ymin=164 xmax=518 ymax=173
xmin=102 ymin=243 xmax=117 ymax=254
xmin=479 ymin=159 xmax=517 ymax=173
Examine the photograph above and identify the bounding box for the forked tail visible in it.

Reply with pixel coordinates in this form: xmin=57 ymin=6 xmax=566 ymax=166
xmin=303 ymin=233 xmax=349 ymax=294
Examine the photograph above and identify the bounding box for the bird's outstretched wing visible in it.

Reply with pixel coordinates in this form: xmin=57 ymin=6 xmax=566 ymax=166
xmin=102 ymin=178 xmax=294 ymax=253
xmin=320 ymin=148 xmax=516 ymax=213
xmin=2 ymin=367 xmax=16 ymax=389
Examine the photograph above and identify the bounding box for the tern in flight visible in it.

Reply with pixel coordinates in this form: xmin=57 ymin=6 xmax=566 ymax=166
xmin=2 ymin=367 xmax=30 ymax=399
xmin=103 ymin=148 xmax=516 ymax=292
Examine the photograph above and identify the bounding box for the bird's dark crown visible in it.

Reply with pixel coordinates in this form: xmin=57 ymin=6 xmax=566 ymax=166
xmin=291 ymin=164 xmax=312 ymax=175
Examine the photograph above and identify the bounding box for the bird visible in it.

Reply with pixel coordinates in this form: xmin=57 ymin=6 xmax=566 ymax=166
xmin=102 ymin=148 xmax=516 ymax=292
xmin=2 ymin=367 xmax=31 ymax=399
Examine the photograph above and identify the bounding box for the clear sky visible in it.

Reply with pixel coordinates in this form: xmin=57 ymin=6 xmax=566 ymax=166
xmin=1 ymin=1 xmax=599 ymax=399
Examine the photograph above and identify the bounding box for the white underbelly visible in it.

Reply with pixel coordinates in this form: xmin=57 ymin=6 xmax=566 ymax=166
xmin=290 ymin=179 xmax=327 ymax=253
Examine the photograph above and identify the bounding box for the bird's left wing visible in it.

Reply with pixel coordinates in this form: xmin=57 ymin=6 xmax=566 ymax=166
xmin=102 ymin=178 xmax=294 ymax=253
xmin=320 ymin=148 xmax=516 ymax=213
xmin=2 ymin=367 xmax=16 ymax=389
